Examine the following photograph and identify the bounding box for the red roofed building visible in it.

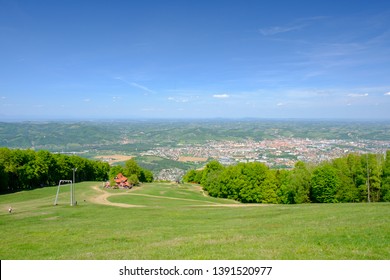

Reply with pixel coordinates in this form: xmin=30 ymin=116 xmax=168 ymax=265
xmin=114 ymin=173 xmax=131 ymax=188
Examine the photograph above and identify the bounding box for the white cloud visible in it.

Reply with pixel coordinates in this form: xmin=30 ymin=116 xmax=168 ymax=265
xmin=168 ymin=96 xmax=189 ymax=103
xmin=167 ymin=94 xmax=201 ymax=103
xmin=384 ymin=92 xmax=390 ymax=96
xmin=112 ymin=96 xmax=122 ymax=102
xmin=114 ymin=77 xmax=155 ymax=94
xmin=130 ymin=82 xmax=155 ymax=94
xmin=259 ymin=17 xmax=328 ymax=36
xmin=259 ymin=24 xmax=305 ymax=36
xmin=213 ymin=94 xmax=230 ymax=99
xmin=141 ymin=108 xmax=155 ymax=111
xmin=83 ymin=98 xmax=91 ymax=102
xmin=347 ymin=93 xmax=369 ymax=97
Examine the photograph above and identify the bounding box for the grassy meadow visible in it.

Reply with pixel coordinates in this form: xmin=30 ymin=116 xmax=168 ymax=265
xmin=0 ymin=181 xmax=389 ymax=260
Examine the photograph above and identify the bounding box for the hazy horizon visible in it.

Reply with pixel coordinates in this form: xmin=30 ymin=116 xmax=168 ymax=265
xmin=1 ymin=116 xmax=390 ymax=123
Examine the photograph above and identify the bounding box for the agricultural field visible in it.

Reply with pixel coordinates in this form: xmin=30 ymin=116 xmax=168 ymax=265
xmin=93 ymin=154 xmax=133 ymax=165
xmin=178 ymin=156 xmax=208 ymax=162
xmin=0 ymin=182 xmax=389 ymax=260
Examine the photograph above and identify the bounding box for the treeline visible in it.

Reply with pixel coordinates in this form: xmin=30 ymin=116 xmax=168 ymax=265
xmin=0 ymin=147 xmax=110 ymax=193
xmin=108 ymin=159 xmax=154 ymax=186
xmin=0 ymin=147 xmax=156 ymax=193
xmin=183 ymin=151 xmax=390 ymax=203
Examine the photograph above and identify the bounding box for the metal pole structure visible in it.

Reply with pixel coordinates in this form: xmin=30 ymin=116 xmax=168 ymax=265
xmin=70 ymin=179 xmax=73 ymax=206
xmin=366 ymin=154 xmax=370 ymax=203
xmin=72 ymin=168 xmax=77 ymax=206
xmin=55 ymin=180 xmax=72 ymax=206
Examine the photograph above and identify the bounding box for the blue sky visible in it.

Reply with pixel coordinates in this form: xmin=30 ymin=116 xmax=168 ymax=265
xmin=1 ymin=0 xmax=390 ymax=120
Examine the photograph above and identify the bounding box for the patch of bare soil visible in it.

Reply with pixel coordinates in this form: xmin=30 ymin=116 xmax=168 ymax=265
xmin=94 ymin=155 xmax=133 ymax=164
xmin=189 ymin=204 xmax=271 ymax=207
xmin=89 ymin=185 xmax=144 ymax=208
xmin=178 ymin=156 xmax=208 ymax=162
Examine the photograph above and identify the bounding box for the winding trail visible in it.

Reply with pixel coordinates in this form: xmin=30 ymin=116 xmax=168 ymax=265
xmin=89 ymin=185 xmax=145 ymax=208
xmin=89 ymin=185 xmax=269 ymax=208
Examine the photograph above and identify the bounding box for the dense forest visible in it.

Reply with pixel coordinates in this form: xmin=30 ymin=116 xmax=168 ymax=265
xmin=0 ymin=147 xmax=111 ymax=193
xmin=0 ymin=148 xmax=153 ymax=194
xmin=183 ymin=151 xmax=390 ymax=203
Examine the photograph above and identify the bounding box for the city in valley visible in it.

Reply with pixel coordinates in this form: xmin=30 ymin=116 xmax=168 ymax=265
xmin=142 ymin=137 xmax=390 ymax=169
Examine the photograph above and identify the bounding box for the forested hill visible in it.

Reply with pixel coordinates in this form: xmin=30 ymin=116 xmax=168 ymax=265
xmin=1 ymin=120 xmax=390 ymax=152
xmin=183 ymin=151 xmax=390 ymax=203
xmin=0 ymin=122 xmax=118 ymax=150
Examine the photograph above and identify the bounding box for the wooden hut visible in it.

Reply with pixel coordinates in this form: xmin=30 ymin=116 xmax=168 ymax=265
xmin=114 ymin=173 xmax=131 ymax=188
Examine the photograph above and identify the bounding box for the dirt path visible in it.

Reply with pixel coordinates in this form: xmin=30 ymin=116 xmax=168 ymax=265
xmin=192 ymin=184 xmax=209 ymax=197
xmin=89 ymin=185 xmax=269 ymax=208
xmin=89 ymin=185 xmax=219 ymax=207
xmin=123 ymin=193 xmax=221 ymax=204
xmin=89 ymin=185 xmax=144 ymax=208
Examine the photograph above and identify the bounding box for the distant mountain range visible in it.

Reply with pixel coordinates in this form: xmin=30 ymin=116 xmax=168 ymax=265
xmin=1 ymin=120 xmax=389 ymax=152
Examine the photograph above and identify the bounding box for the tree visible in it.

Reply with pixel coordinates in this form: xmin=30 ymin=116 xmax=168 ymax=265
xmin=92 ymin=161 xmax=110 ymax=181
xmin=35 ymin=150 xmax=57 ymax=186
xmin=193 ymin=169 xmax=204 ymax=184
xmin=203 ymin=169 xmax=226 ymax=197
xmin=109 ymin=165 xmax=124 ymax=179
xmin=241 ymin=162 xmax=268 ymax=188
xmin=332 ymin=156 xmax=360 ymax=202
xmin=275 ymin=169 xmax=294 ymax=204
xmin=259 ymin=170 xmax=279 ymax=204
xmin=140 ymin=168 xmax=153 ymax=183
xmin=289 ymin=161 xmax=312 ymax=204
xmin=238 ymin=162 xmax=270 ymax=203
xmin=123 ymin=159 xmax=141 ymax=179
xmin=310 ymin=163 xmax=340 ymax=203
xmin=346 ymin=153 xmax=366 ymax=202
xmin=381 ymin=150 xmax=390 ymax=201
xmin=109 ymin=165 xmax=124 ymax=186
xmin=116 ymin=159 xmax=154 ymax=184
xmin=7 ymin=149 xmax=35 ymax=189
xmin=366 ymin=154 xmax=383 ymax=202
xmin=358 ymin=154 xmax=383 ymax=202
xmin=0 ymin=148 xmax=10 ymax=192
xmin=218 ymin=164 xmax=247 ymax=200
xmin=183 ymin=170 xmax=197 ymax=183
xmin=200 ymin=160 xmax=224 ymax=186
xmin=52 ymin=154 xmax=73 ymax=183
xmin=128 ymin=174 xmax=140 ymax=186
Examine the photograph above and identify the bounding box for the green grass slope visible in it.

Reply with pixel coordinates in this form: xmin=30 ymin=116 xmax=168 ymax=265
xmin=0 ymin=182 xmax=389 ymax=260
